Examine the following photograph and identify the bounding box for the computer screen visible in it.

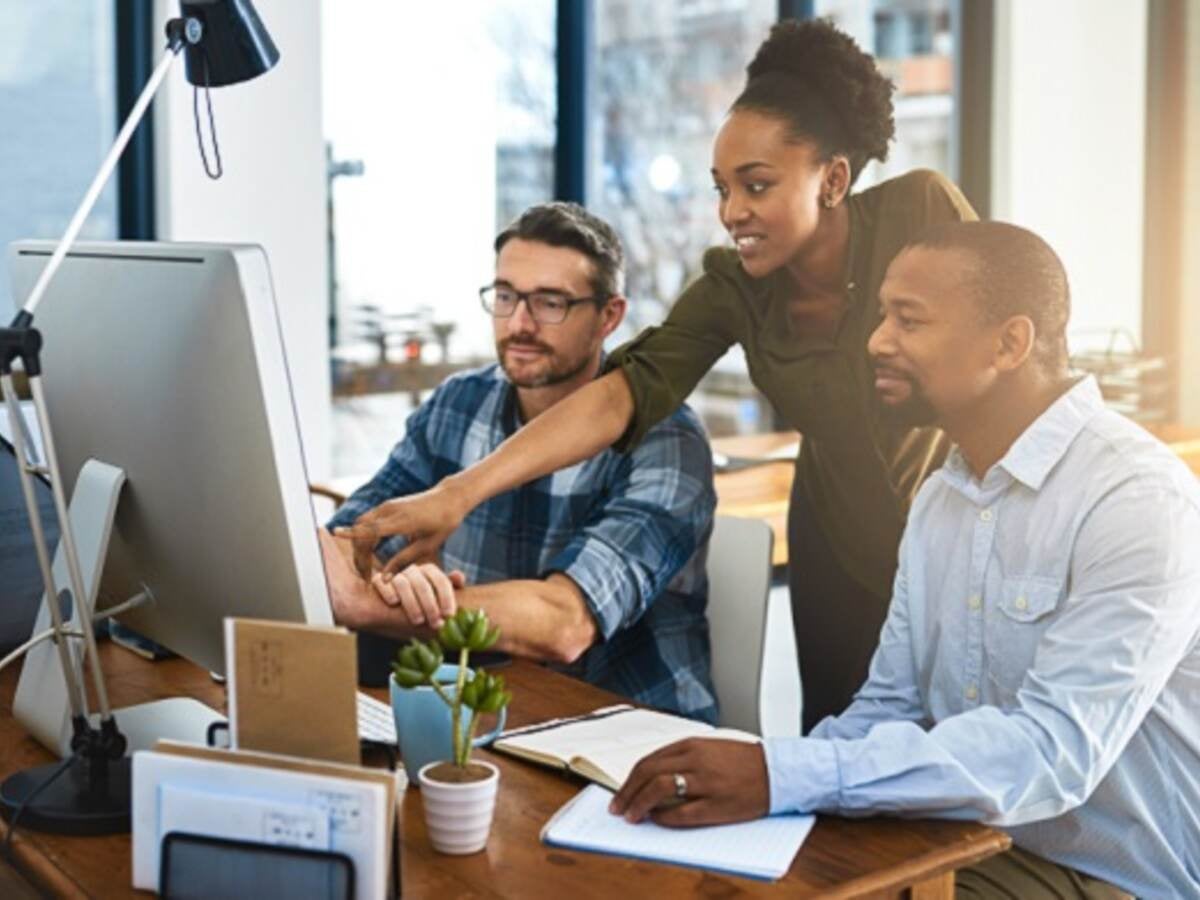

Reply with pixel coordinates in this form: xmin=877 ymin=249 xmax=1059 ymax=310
xmin=7 ymin=241 xmax=333 ymax=675
xmin=0 ymin=426 xmax=59 ymax=653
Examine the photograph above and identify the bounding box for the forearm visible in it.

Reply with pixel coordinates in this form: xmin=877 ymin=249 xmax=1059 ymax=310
xmin=446 ymin=370 xmax=634 ymax=509
xmin=456 ymin=574 xmax=598 ymax=664
xmin=767 ymin=707 xmax=1091 ymax=824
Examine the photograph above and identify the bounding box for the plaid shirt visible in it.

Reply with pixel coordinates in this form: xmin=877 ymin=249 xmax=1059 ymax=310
xmin=327 ymin=364 xmax=718 ymax=722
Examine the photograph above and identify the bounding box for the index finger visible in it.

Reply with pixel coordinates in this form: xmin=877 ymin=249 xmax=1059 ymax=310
xmin=331 ymin=521 xmax=380 ymax=543
xmin=330 ymin=522 xmax=381 ymax=579
xmin=381 ymin=539 xmax=437 ymax=576
xmin=352 ymin=541 xmax=376 ymax=580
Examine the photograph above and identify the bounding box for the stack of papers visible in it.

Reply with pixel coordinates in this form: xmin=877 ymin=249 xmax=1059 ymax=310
xmin=133 ymin=741 xmax=400 ymax=900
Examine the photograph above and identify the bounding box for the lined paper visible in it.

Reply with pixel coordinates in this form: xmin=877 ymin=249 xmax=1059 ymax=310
xmin=542 ymin=784 xmax=815 ymax=881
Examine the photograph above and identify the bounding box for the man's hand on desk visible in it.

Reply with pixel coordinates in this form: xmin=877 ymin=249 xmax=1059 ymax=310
xmin=333 ymin=482 xmax=469 ymax=579
xmin=318 ymin=528 xmax=462 ymax=632
xmin=370 ymin=562 xmax=464 ymax=630
xmin=609 ymin=738 xmax=770 ymax=828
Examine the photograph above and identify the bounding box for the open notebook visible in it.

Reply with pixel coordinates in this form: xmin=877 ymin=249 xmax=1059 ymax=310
xmin=542 ymin=784 xmax=815 ymax=881
xmin=492 ymin=704 xmax=759 ymax=792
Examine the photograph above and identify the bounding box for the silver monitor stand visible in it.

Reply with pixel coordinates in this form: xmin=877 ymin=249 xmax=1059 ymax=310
xmin=13 ymin=460 xmax=223 ymax=754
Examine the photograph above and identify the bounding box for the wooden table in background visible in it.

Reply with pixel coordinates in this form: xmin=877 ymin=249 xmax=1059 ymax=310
xmin=0 ymin=646 xmax=1009 ymax=898
xmin=712 ymin=432 xmax=799 ymax=568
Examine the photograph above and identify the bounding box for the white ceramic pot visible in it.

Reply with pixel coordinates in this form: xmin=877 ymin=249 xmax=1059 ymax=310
xmin=417 ymin=760 xmax=500 ymax=855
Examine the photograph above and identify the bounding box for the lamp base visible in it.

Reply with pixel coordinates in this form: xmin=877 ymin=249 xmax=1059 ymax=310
xmin=0 ymin=755 xmax=131 ymax=836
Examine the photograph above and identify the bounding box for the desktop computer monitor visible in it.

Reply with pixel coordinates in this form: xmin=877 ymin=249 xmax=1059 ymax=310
xmin=7 ymin=240 xmax=333 ymax=679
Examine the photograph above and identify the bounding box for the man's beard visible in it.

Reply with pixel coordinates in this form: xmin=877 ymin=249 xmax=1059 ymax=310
xmin=877 ymin=378 xmax=939 ymax=428
xmin=497 ymin=336 xmax=593 ymax=389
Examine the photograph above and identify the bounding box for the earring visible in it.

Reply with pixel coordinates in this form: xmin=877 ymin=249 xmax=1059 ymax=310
xmin=823 ymin=195 xmax=836 ymax=209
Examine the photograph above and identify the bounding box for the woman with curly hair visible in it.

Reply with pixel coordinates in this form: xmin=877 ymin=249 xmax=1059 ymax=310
xmin=340 ymin=19 xmax=976 ymax=731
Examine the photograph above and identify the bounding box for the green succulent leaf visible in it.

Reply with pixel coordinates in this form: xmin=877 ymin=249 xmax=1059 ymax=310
xmin=466 ymin=614 xmax=489 ymax=648
xmin=439 ymin=616 xmax=466 ymax=650
xmin=461 ymin=678 xmax=480 ymax=708
xmin=396 ymin=645 xmax=419 ymax=671
xmin=481 ymin=625 xmax=501 ymax=649
xmin=390 ymin=665 xmax=426 ymax=688
xmin=479 ymin=688 xmax=511 ymax=713
xmin=413 ymin=639 xmax=442 ymax=675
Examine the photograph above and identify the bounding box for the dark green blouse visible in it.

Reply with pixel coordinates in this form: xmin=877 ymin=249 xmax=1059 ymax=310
xmin=606 ymin=169 xmax=977 ymax=599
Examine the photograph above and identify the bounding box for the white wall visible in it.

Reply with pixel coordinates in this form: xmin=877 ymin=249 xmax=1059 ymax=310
xmin=991 ymin=1 xmax=1147 ymax=352
xmin=153 ymin=0 xmax=331 ymax=480
xmin=1181 ymin=8 xmax=1200 ymax=423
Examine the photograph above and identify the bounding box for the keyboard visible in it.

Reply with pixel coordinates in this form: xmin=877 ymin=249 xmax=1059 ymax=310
xmin=357 ymin=691 xmax=397 ymax=745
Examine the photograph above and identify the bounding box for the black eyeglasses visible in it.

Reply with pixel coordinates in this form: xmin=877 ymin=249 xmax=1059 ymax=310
xmin=479 ymin=284 xmax=606 ymax=325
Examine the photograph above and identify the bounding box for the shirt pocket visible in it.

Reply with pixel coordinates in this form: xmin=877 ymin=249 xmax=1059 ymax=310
xmin=986 ymin=576 xmax=1064 ymax=703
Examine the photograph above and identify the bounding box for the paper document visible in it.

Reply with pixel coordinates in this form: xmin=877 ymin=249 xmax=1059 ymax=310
xmin=541 ymin=784 xmax=815 ymax=881
xmin=133 ymin=744 xmax=394 ymax=900
xmin=494 ymin=704 xmax=759 ymax=791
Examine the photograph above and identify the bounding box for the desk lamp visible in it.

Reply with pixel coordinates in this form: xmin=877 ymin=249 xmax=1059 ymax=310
xmin=0 ymin=0 xmax=279 ymax=835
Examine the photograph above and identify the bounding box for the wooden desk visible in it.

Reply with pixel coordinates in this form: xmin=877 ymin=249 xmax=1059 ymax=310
xmin=712 ymin=432 xmax=798 ymax=569
xmin=0 ymin=645 xmax=1008 ymax=898
xmin=712 ymin=425 xmax=1200 ymax=569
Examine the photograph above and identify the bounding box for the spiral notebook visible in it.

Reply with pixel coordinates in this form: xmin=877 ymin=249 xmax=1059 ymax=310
xmin=541 ymin=784 xmax=815 ymax=881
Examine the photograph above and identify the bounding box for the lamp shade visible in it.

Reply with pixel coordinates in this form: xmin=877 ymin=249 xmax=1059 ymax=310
xmin=179 ymin=0 xmax=280 ymax=88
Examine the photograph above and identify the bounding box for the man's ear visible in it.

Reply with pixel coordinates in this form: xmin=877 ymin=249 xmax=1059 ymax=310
xmin=995 ymin=315 xmax=1036 ymax=373
xmin=599 ymin=295 xmax=628 ymax=339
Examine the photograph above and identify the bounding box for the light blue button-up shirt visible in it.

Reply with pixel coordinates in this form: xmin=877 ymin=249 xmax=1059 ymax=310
xmin=765 ymin=377 xmax=1200 ymax=898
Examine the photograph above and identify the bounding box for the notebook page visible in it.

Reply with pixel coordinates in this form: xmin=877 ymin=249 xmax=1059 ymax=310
xmin=498 ymin=708 xmax=721 ymax=786
xmin=542 ymin=784 xmax=815 ymax=881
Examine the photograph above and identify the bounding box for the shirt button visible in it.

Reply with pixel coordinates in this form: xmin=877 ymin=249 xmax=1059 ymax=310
xmin=1015 ymin=596 xmax=1028 ymax=611
xmin=965 ymin=684 xmax=978 ymax=701
xmin=967 ymin=594 xmax=982 ymax=611
xmin=980 ymin=509 xmax=993 ymax=522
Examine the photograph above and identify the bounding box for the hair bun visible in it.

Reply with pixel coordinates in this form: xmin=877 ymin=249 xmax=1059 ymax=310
xmin=742 ymin=18 xmax=895 ymax=175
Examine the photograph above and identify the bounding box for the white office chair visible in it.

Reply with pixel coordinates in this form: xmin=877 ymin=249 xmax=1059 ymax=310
xmin=705 ymin=515 xmax=774 ymax=735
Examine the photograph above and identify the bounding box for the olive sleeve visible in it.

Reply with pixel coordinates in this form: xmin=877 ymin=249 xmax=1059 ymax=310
xmin=605 ymin=249 xmax=742 ymax=452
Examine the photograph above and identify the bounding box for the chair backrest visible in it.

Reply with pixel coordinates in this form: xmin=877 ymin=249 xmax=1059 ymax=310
xmin=705 ymin=515 xmax=774 ymax=735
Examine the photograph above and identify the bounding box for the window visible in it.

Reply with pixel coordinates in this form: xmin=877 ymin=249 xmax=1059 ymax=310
xmin=322 ymin=1 xmax=974 ymax=470
xmin=816 ymin=0 xmax=957 ymax=187
xmin=0 ymin=0 xmax=119 ymax=319
xmin=493 ymin=0 xmax=557 ymax=231
xmin=590 ymin=0 xmax=778 ymax=336
xmin=322 ymin=1 xmax=556 ymax=476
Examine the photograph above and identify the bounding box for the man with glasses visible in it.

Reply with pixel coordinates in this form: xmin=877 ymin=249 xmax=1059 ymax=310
xmin=320 ymin=202 xmax=719 ymax=722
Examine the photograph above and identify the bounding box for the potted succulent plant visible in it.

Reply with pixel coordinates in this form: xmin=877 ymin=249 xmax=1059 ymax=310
xmin=391 ymin=607 xmax=512 ymax=854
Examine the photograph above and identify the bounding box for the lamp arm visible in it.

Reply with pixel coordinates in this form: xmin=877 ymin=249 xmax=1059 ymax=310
xmin=20 ymin=38 xmax=184 ymax=319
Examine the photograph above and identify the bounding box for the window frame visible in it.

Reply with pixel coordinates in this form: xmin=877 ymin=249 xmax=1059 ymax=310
xmin=115 ymin=0 xmax=157 ymax=240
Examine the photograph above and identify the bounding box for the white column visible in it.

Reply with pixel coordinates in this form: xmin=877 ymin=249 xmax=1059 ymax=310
xmin=991 ymin=0 xmax=1148 ymax=352
xmin=153 ymin=0 xmax=332 ymax=480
